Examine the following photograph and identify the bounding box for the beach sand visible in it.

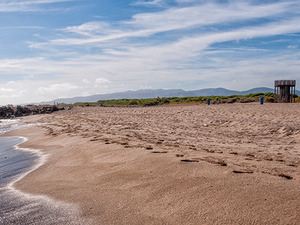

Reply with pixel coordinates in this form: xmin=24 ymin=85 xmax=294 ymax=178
xmin=3 ymin=103 xmax=300 ymax=224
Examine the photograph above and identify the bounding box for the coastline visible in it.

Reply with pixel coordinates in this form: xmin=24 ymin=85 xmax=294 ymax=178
xmin=0 ymin=119 xmax=91 ymax=225
xmin=2 ymin=104 xmax=300 ymax=224
xmin=6 ymin=136 xmax=46 ymax=190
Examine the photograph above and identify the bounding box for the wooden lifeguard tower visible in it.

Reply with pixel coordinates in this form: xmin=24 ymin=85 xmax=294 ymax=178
xmin=274 ymin=80 xmax=296 ymax=103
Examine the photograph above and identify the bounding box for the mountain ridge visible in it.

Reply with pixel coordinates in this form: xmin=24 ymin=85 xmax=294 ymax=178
xmin=41 ymin=87 xmax=300 ymax=104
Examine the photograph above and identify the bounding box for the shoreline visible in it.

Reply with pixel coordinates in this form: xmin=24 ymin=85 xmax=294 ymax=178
xmin=6 ymin=136 xmax=45 ymax=191
xmin=6 ymin=136 xmax=52 ymax=199
xmin=0 ymin=121 xmax=91 ymax=225
xmin=2 ymin=104 xmax=300 ymax=224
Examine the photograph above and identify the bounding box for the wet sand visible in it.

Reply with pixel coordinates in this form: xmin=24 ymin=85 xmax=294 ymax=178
xmin=3 ymin=103 xmax=300 ymax=224
xmin=0 ymin=136 xmax=89 ymax=224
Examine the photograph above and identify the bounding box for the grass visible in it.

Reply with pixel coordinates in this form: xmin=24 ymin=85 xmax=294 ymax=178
xmin=63 ymin=92 xmax=291 ymax=107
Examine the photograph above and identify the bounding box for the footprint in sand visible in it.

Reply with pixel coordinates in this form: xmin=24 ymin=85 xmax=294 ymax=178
xmin=230 ymin=152 xmax=238 ymax=155
xmin=151 ymin=151 xmax=168 ymax=154
xmin=90 ymin=137 xmax=100 ymax=141
xmin=279 ymin=174 xmax=293 ymax=180
xmin=90 ymin=139 xmax=97 ymax=141
xmin=202 ymin=157 xmax=227 ymax=166
xmin=103 ymin=139 xmax=111 ymax=144
xmin=264 ymin=157 xmax=273 ymax=161
xmin=233 ymin=170 xmax=253 ymax=174
xmin=181 ymin=159 xmax=199 ymax=163
xmin=245 ymin=157 xmax=254 ymax=160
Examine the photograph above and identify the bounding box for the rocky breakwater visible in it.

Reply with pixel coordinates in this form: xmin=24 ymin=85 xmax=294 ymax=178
xmin=0 ymin=105 xmax=65 ymax=119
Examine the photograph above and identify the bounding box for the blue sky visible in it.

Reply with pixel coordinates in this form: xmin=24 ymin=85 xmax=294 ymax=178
xmin=0 ymin=0 xmax=300 ymax=105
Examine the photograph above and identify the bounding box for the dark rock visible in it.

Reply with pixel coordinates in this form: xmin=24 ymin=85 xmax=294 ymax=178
xmin=0 ymin=105 xmax=65 ymax=119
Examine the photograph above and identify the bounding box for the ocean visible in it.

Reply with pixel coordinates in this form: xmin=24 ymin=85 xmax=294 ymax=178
xmin=0 ymin=119 xmax=88 ymax=225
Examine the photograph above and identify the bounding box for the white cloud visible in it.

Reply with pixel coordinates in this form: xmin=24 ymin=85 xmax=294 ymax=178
xmin=46 ymin=1 xmax=298 ymax=47
xmin=175 ymin=0 xmax=197 ymax=3
xmin=1 ymin=0 xmax=300 ymax=105
xmin=0 ymin=49 xmax=299 ymax=105
xmin=128 ymin=1 xmax=291 ymax=29
xmin=0 ymin=0 xmax=73 ymax=12
xmin=0 ymin=88 xmax=14 ymax=92
xmin=82 ymin=79 xmax=90 ymax=84
xmin=95 ymin=78 xmax=111 ymax=84
xmin=62 ymin=22 xmax=111 ymax=36
xmin=288 ymin=45 xmax=298 ymax=49
xmin=133 ymin=0 xmax=165 ymax=7
xmin=37 ymin=83 xmax=80 ymax=94
xmin=94 ymin=78 xmax=111 ymax=88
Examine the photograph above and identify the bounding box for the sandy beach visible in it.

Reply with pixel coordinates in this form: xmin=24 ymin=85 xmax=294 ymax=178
xmin=3 ymin=103 xmax=300 ymax=224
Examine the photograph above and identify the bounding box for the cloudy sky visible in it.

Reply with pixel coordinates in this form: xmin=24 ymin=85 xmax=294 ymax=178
xmin=0 ymin=0 xmax=300 ymax=105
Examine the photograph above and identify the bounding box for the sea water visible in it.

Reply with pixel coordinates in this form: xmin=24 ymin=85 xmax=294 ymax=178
xmin=0 ymin=120 xmax=89 ymax=225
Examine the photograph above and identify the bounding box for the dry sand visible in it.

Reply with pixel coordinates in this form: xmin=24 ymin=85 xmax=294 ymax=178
xmin=3 ymin=103 xmax=300 ymax=224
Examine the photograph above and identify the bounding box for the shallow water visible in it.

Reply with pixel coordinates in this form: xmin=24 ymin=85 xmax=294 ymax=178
xmin=0 ymin=137 xmax=36 ymax=186
xmin=0 ymin=120 xmax=89 ymax=225
xmin=0 ymin=119 xmax=21 ymax=135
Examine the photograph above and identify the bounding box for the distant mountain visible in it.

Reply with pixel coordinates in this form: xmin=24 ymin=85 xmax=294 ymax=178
xmin=41 ymin=87 xmax=300 ymax=104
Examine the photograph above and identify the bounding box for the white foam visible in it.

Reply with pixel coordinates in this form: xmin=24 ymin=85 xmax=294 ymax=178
xmin=0 ymin=119 xmax=21 ymax=135
xmin=0 ymin=120 xmax=50 ymax=135
xmin=1 ymin=126 xmax=93 ymax=224
xmin=8 ymin=137 xmax=49 ymax=191
xmin=0 ymin=137 xmax=93 ymax=224
xmin=0 ymin=119 xmax=21 ymax=125
xmin=5 ymin=137 xmax=86 ymax=223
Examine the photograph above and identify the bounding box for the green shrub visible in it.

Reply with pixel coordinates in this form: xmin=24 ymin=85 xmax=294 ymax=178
xmin=129 ymin=99 xmax=138 ymax=105
xmin=265 ymin=97 xmax=275 ymax=103
xmin=245 ymin=93 xmax=264 ymax=98
xmin=72 ymin=92 xmax=286 ymax=107
xmin=228 ymin=95 xmax=239 ymax=98
xmin=264 ymin=92 xmax=274 ymax=97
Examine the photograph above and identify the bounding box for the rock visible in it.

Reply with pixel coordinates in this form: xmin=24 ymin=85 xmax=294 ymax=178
xmin=0 ymin=106 xmax=65 ymax=119
xmin=0 ymin=107 xmax=14 ymax=118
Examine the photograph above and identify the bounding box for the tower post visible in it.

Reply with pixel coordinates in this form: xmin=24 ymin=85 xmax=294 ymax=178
xmin=274 ymin=80 xmax=296 ymax=103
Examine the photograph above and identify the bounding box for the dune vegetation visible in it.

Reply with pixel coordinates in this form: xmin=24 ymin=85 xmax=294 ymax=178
xmin=68 ymin=92 xmax=299 ymax=107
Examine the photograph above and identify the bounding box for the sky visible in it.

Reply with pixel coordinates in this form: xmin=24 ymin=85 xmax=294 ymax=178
xmin=0 ymin=0 xmax=300 ymax=105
